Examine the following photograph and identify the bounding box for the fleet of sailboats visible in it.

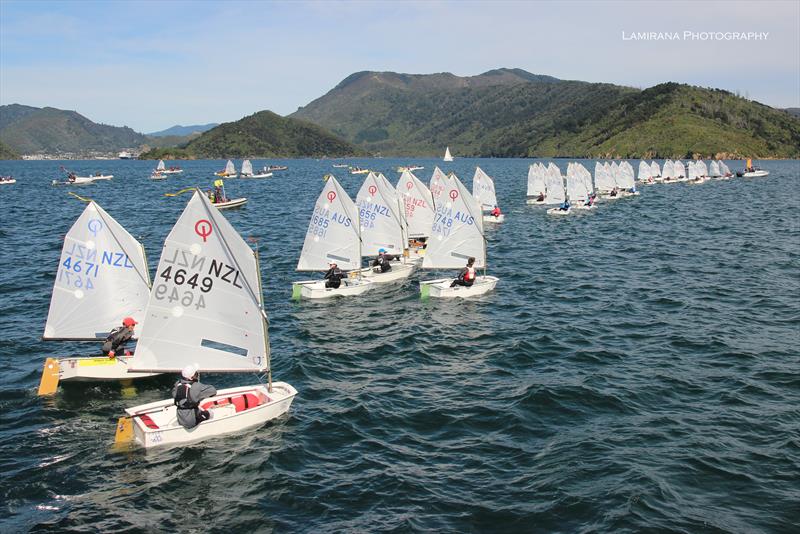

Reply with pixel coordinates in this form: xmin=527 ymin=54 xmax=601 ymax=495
xmin=32 ymin=155 xmax=767 ymax=448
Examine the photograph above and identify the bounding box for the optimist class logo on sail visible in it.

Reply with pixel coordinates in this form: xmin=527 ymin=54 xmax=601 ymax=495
xmin=309 ymin=189 xmax=351 ymax=240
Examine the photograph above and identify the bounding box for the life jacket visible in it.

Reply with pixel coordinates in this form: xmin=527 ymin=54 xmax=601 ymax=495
xmin=464 ymin=266 xmax=476 ymax=281
xmin=174 ymin=381 xmax=199 ymax=410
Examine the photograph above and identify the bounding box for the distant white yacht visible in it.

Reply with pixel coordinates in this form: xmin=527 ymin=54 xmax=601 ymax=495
xmin=443 ymin=146 xmax=454 ymax=162
xmin=118 ymin=151 xmax=134 ymax=159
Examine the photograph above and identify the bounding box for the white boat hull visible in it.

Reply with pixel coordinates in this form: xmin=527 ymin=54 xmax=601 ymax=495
xmin=240 ymin=173 xmax=273 ymax=178
xmin=483 ymin=214 xmax=505 ymax=223
xmin=57 ymin=356 xmax=160 ymax=382
xmin=526 ymin=198 xmax=547 ymax=205
xmin=124 ymin=383 xmax=297 ymax=449
xmin=420 ymin=275 xmax=498 ymax=298
xmin=0 ymin=179 xmax=16 ymax=185
xmin=214 ymin=197 xmax=247 ymax=209
xmin=741 ymin=170 xmax=769 ymax=177
xmin=547 ymin=207 xmax=572 ymax=215
xmin=74 ymin=175 xmax=113 ymax=183
xmin=150 ymin=174 xmax=167 ymax=180
xmin=358 ymin=261 xmax=417 ymax=283
xmin=160 ymin=169 xmax=183 ymax=174
xmin=292 ymin=278 xmax=374 ymax=299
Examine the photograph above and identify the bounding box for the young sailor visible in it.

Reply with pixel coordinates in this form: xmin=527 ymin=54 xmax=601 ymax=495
xmin=324 ymin=261 xmax=346 ymax=288
xmin=172 ymin=364 xmax=217 ymax=429
xmin=102 ymin=317 xmax=137 ymax=358
xmin=372 ymin=248 xmax=398 ymax=273
xmin=450 ymin=257 xmax=477 ymax=288
xmin=490 ymin=206 xmax=502 ymax=218
xmin=559 ymin=199 xmax=571 ymax=212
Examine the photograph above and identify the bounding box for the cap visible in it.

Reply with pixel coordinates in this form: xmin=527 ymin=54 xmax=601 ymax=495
xmin=378 ymin=248 xmax=386 ymax=253
xmin=181 ymin=363 xmax=199 ymax=379
xmin=123 ymin=317 xmax=137 ymax=327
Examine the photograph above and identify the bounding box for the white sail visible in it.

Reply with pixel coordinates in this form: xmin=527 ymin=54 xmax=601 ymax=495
xmin=157 ymin=160 xmax=166 ymax=171
xmin=649 ymin=161 xmax=660 ymax=178
xmin=224 ymin=160 xmax=235 ymax=175
xmin=687 ymin=161 xmax=698 ymax=180
xmin=697 ymin=160 xmax=708 ymax=177
xmin=566 ymin=168 xmax=588 ymax=203
xmin=356 ymin=172 xmax=405 ymax=256
xmin=709 ymin=160 xmax=721 ymax=177
xmin=527 ymin=164 xmax=546 ymax=197
xmin=241 ymin=159 xmax=253 ymax=176
xmin=594 ymin=162 xmax=614 ymax=193
xmin=297 ymin=175 xmax=361 ymax=271
xmin=720 ymin=161 xmax=731 ymax=175
xmin=129 ymin=190 xmax=267 ymax=373
xmin=429 ymin=166 xmax=452 ymax=209
xmin=577 ymin=163 xmax=594 ymax=196
xmin=397 ymin=170 xmax=435 ymax=239
xmin=472 ymin=167 xmax=498 ymax=210
xmin=674 ymin=160 xmax=685 ymax=178
xmin=638 ymin=161 xmax=651 ymax=181
xmin=662 ymin=160 xmax=674 ymax=179
xmin=443 ymin=146 xmax=454 ymax=162
xmin=43 ymin=201 xmax=151 ymax=340
xmin=618 ymin=162 xmax=635 ymax=190
xmin=422 ymin=174 xmax=485 ymax=269
xmin=545 ymin=165 xmax=565 ymax=204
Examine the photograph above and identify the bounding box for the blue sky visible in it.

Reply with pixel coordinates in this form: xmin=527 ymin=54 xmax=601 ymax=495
xmin=1 ymin=0 xmax=798 ymax=132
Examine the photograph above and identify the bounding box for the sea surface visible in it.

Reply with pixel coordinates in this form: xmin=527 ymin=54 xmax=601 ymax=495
xmin=0 ymin=158 xmax=798 ymax=533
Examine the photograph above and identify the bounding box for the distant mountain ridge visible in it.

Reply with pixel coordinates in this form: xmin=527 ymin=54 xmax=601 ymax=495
xmin=140 ymin=110 xmax=365 ymax=159
xmin=0 ymin=104 xmax=148 ymax=154
xmin=292 ymin=68 xmax=800 ymax=158
xmin=147 ymin=123 xmax=219 ymax=137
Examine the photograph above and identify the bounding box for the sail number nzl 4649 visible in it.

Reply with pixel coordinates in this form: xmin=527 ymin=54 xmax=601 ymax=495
xmin=153 ymin=248 xmax=245 ymax=310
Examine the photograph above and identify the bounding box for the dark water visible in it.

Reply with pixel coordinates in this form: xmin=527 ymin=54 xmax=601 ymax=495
xmin=0 ymin=158 xmax=798 ymax=532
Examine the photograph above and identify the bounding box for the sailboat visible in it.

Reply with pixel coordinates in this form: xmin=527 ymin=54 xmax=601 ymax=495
xmin=472 ymin=167 xmax=504 ymax=223
xmin=240 ymin=159 xmax=254 ymax=178
xmin=443 ymin=146 xmax=454 ymax=162
xmin=215 ymin=160 xmax=237 ymax=177
xmin=114 ymin=190 xmax=296 ymax=449
xmin=419 ymin=173 xmax=498 ymax=298
xmin=526 ymin=163 xmax=547 ymax=204
xmin=615 ymin=161 xmax=639 ymax=196
xmin=396 ymin=170 xmax=435 ymax=260
xmin=568 ymin=163 xmax=596 ymax=210
xmin=354 ymin=173 xmax=417 ymax=283
xmin=292 ymin=175 xmax=374 ymax=299
xmin=638 ymin=161 xmax=653 ymax=184
xmin=156 ymin=159 xmax=183 ymax=175
xmin=209 ymin=179 xmax=247 ymax=209
xmin=719 ymin=160 xmax=733 ymax=178
xmin=38 ymin=201 xmax=157 ymax=395
xmin=545 ymin=166 xmax=570 ymax=215
xmin=738 ymin=158 xmax=769 ymax=177
xmin=397 ymin=170 xmax=435 ymax=238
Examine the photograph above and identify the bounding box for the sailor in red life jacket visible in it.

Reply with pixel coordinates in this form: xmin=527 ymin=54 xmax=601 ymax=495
xmin=491 ymin=206 xmax=501 ymax=218
xmin=450 ymin=256 xmax=477 ymax=288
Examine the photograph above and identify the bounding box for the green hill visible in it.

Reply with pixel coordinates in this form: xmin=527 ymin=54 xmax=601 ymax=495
xmin=291 ymin=69 xmax=800 ymax=158
xmin=0 ymin=104 xmax=148 ymax=154
xmin=140 ymin=110 xmax=365 ymax=159
xmin=0 ymin=140 xmax=20 ymax=159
